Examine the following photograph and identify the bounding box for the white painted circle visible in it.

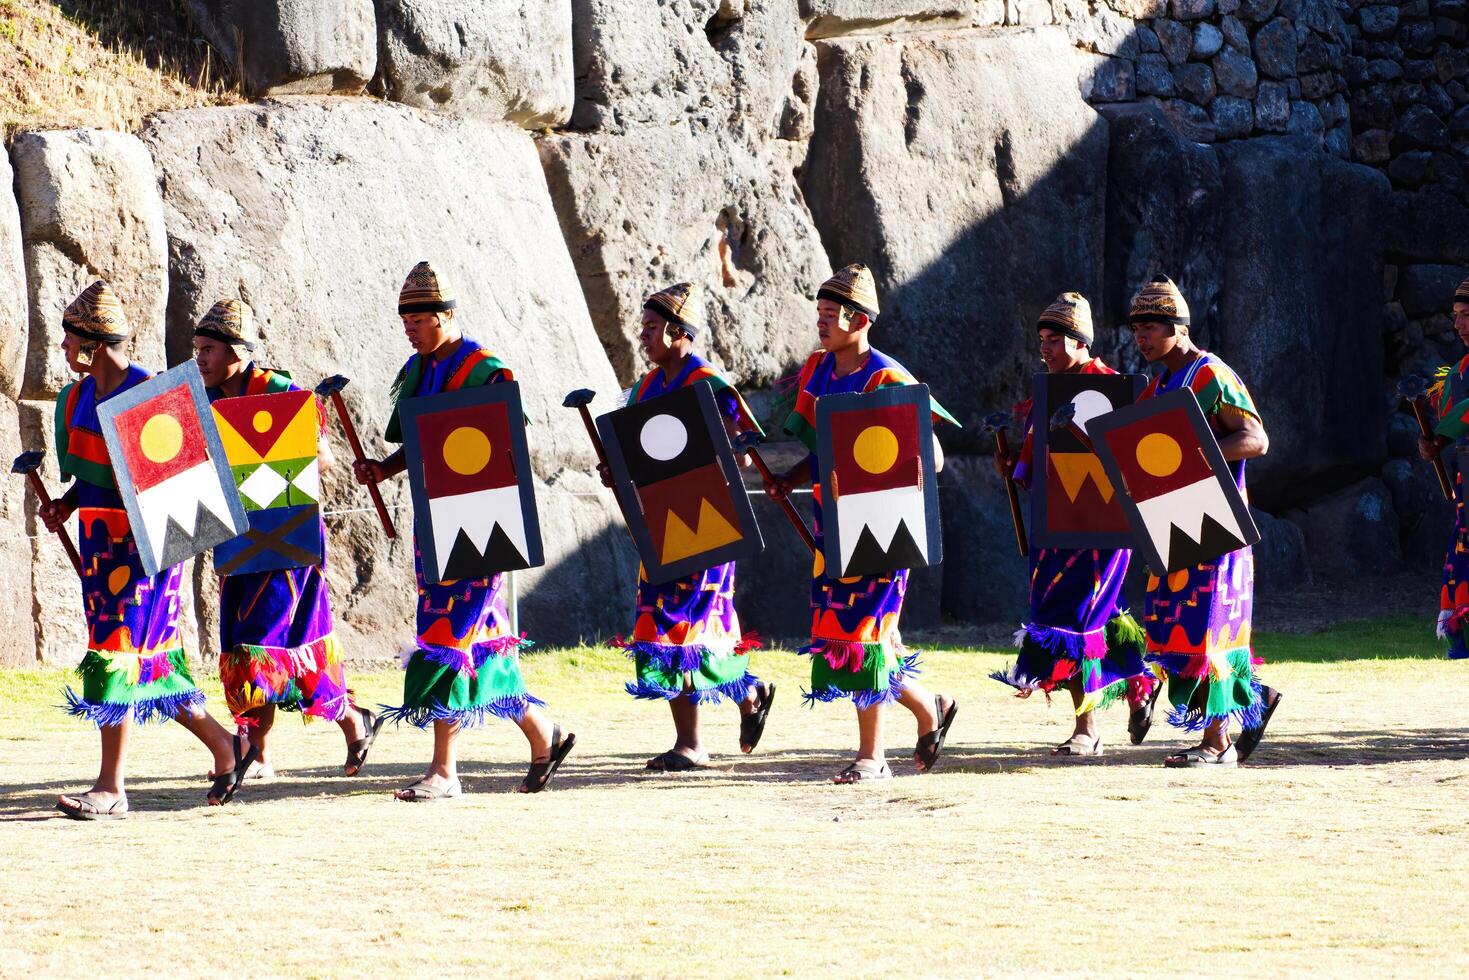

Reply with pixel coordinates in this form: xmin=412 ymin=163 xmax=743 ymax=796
xmin=639 ymin=413 xmax=688 ymax=461
xmin=1069 ymin=389 xmax=1114 ymax=434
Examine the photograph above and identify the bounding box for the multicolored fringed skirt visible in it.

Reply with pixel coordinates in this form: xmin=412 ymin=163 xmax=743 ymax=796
xmin=64 ymin=507 xmax=204 ymax=727
xmin=616 ymin=561 xmax=761 ymax=704
xmin=991 ymin=546 xmax=1149 ymax=712
xmin=802 ymin=490 xmax=920 ymax=708
xmin=382 ymin=545 xmax=542 ymax=728
xmin=219 ymin=564 xmax=351 ymax=727
xmin=1143 ymin=545 xmax=1262 ymax=731
xmin=1437 ymin=467 xmax=1469 ymax=659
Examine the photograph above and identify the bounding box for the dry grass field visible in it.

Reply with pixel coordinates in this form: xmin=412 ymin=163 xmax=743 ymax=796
xmin=2 ymin=620 xmax=1466 ymax=976
xmin=0 ymin=0 xmax=239 ymax=138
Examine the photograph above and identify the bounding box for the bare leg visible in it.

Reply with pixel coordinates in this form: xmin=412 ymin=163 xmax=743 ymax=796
xmin=832 ymin=701 xmax=886 ymax=782
xmin=174 ymin=701 xmax=239 ymax=776
xmin=395 ymin=720 xmax=460 ymax=798
xmin=1200 ymin=717 xmax=1231 ymax=753
xmin=516 ymin=705 xmax=554 ymax=762
xmin=59 ymin=719 xmax=130 ymax=810
xmin=243 ymin=704 xmax=276 ymax=771
xmin=1069 ymin=678 xmax=1098 ymax=738
xmin=337 ymin=703 xmax=367 ymax=746
xmin=666 ymin=695 xmax=706 ymax=762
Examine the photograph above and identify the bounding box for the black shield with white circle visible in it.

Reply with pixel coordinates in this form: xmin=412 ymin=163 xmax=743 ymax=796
xmin=606 ymin=385 xmax=716 ymax=486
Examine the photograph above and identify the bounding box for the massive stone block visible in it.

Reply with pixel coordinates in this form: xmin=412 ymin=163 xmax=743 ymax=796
xmin=1216 ymin=137 xmax=1390 ymax=508
xmin=570 ymin=0 xmax=805 ymax=138
xmin=188 ymin=0 xmax=377 ymax=96
xmin=143 ymin=100 xmax=634 ymax=649
xmin=374 ymin=0 xmax=574 ymax=127
xmin=540 ymin=123 xmax=831 ymax=388
xmin=0 ymin=397 xmax=36 ymax=666
xmin=11 ymin=129 xmax=168 ymax=400
xmin=1100 ymin=103 xmax=1225 ymax=356
xmin=802 ymin=27 xmax=1110 ymax=448
xmin=0 ymin=153 xmax=26 ymax=400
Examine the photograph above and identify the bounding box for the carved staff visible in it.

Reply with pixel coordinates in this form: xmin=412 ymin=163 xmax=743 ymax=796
xmin=1397 ymin=374 xmax=1453 ymax=502
xmin=315 ymin=375 xmax=396 ymax=538
xmin=12 ymin=451 xmax=82 ymax=576
xmin=731 ymin=430 xmax=816 ymax=555
xmin=562 ymin=388 xmax=637 ymax=531
xmin=983 ymin=411 xmax=1028 ymax=558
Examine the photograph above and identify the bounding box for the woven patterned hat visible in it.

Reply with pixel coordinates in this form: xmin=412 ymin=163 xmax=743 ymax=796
xmin=644 ymin=281 xmax=703 ymax=336
xmin=1455 ymin=275 xmax=1469 ymax=305
xmin=398 ymin=261 xmax=457 ymax=315
xmin=61 ymin=280 xmax=130 ymax=344
xmin=817 ymin=262 xmax=880 ymax=319
xmin=1128 ymin=274 xmax=1191 ymax=326
xmin=194 ymin=299 xmax=257 ymax=352
xmin=1037 ymin=291 xmax=1093 ymax=345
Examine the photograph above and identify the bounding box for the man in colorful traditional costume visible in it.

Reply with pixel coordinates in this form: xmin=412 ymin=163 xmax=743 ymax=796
xmin=1128 ymin=275 xmax=1280 ymax=767
xmin=991 ymin=292 xmax=1151 ymax=756
xmin=355 ymin=262 xmax=574 ymax=798
xmin=601 ymin=282 xmax=776 ymax=771
xmin=43 ymin=281 xmax=243 ymax=818
xmin=192 ymin=299 xmax=380 ymax=781
xmin=1418 ymin=276 xmax=1469 ymax=659
xmin=764 ymin=263 xmax=959 ymax=782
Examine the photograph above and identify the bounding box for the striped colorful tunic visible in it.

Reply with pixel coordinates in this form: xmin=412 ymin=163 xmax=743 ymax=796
xmin=1140 ymin=352 xmax=1264 ymax=731
xmin=208 ymin=364 xmax=352 ymax=727
xmin=1429 ymin=353 xmax=1469 ymax=658
xmin=783 ymin=348 xmax=958 ymax=707
xmin=55 ymin=365 xmax=204 ymax=726
xmin=617 ymin=354 xmax=764 ymax=703
xmin=990 ymin=357 xmax=1149 ymax=712
xmin=381 ymin=338 xmax=543 ymax=727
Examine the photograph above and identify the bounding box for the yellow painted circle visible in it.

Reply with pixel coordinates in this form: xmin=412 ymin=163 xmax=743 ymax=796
xmin=852 ymin=425 xmax=899 ymax=475
xmin=252 ymin=410 xmax=273 ymax=433
xmin=1167 ymin=569 xmax=1190 ymax=592
xmin=442 ymin=425 xmax=491 ymax=476
xmin=107 ymin=566 xmax=131 ymax=596
xmin=1135 ymin=433 xmax=1182 ymax=478
xmin=139 ymin=414 xmax=183 ymax=464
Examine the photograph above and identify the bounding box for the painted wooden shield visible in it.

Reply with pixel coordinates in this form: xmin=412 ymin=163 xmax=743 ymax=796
xmin=815 ymin=384 xmax=942 ymax=578
xmin=211 ymin=389 xmax=324 ymax=575
xmin=399 ymin=381 xmax=543 ymax=585
xmin=1030 ymin=371 xmax=1146 ymax=550
xmin=96 ymin=361 xmax=248 ymax=577
xmin=1089 ymin=386 xmax=1261 ymax=575
xmin=597 ymin=380 xmax=763 ymax=585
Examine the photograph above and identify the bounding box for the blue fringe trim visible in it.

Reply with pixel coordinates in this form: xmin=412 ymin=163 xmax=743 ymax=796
xmin=620 ymin=641 xmax=713 ymax=673
xmin=62 ymin=687 xmax=205 ymax=728
xmin=624 ymin=671 xmax=762 ymax=706
xmin=379 ymin=691 xmax=546 ymax=729
xmin=801 ymin=653 xmax=922 ymax=709
xmin=1165 ymin=679 xmax=1268 ymax=733
xmin=1014 ymin=622 xmax=1099 ymax=662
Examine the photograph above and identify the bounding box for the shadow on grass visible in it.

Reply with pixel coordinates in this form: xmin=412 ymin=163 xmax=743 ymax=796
xmin=7 ymin=724 xmax=1469 ymax=818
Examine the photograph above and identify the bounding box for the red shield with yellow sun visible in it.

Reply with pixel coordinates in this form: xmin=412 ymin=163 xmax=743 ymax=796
xmin=398 ymin=381 xmax=543 ymax=584
xmin=815 ymin=385 xmax=942 ymax=578
xmin=1088 ymin=387 xmax=1260 ymax=574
